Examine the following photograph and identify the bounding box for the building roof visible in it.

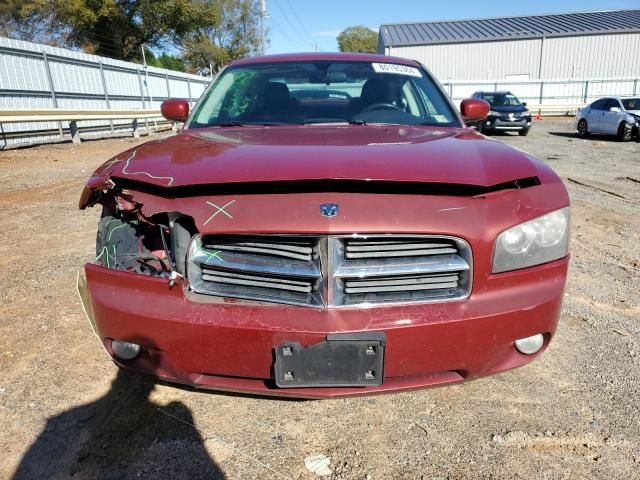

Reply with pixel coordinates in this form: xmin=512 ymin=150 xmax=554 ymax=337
xmin=379 ymin=9 xmax=640 ymax=47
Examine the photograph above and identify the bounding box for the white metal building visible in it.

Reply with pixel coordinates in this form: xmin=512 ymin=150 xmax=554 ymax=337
xmin=378 ymin=9 xmax=640 ymax=81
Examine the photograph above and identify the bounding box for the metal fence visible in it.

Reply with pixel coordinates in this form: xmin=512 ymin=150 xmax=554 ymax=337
xmin=0 ymin=36 xmax=211 ymax=147
xmin=441 ymin=77 xmax=640 ymax=113
xmin=2 ymin=36 xmax=640 ymax=147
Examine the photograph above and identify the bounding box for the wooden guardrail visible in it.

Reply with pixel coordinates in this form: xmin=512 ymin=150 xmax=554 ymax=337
xmin=0 ymin=108 xmax=165 ymax=144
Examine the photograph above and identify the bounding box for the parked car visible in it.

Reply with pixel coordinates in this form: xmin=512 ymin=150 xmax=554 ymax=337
xmin=472 ymin=91 xmax=532 ymax=136
xmin=575 ymin=96 xmax=640 ymax=141
xmin=78 ymin=53 xmax=570 ymax=399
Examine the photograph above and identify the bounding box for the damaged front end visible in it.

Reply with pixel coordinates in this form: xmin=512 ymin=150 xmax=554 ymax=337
xmin=77 ymin=137 xmax=569 ymax=398
xmin=80 ymin=181 xmax=198 ymax=286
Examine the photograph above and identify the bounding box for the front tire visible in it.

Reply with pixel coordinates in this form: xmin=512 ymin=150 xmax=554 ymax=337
xmin=617 ymin=122 xmax=632 ymax=142
xmin=518 ymin=128 xmax=529 ymax=136
xmin=577 ymin=119 xmax=589 ymax=138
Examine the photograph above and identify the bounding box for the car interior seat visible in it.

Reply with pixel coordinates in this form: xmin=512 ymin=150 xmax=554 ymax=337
xmin=262 ymin=82 xmax=291 ymax=121
xmin=350 ymin=78 xmax=400 ymax=115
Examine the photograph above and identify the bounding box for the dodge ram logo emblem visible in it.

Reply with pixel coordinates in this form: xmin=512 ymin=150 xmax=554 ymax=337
xmin=320 ymin=203 xmax=339 ymax=217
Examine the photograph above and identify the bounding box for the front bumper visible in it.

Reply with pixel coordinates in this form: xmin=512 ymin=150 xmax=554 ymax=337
xmin=80 ymin=254 xmax=568 ymax=399
xmin=483 ymin=115 xmax=531 ymax=131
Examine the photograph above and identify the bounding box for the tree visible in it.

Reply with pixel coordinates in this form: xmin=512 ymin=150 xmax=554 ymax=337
xmin=54 ymin=0 xmax=201 ymax=61
xmin=145 ymin=49 xmax=186 ymax=72
xmin=0 ymin=0 xmax=62 ymax=45
xmin=0 ymin=0 xmax=262 ymax=70
xmin=182 ymin=0 xmax=261 ymax=74
xmin=337 ymin=26 xmax=378 ymax=53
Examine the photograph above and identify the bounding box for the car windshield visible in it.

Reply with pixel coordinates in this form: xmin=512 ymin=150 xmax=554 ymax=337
xmin=483 ymin=93 xmax=522 ymax=107
xmin=622 ymin=98 xmax=640 ymax=110
xmin=189 ymin=60 xmax=459 ymax=128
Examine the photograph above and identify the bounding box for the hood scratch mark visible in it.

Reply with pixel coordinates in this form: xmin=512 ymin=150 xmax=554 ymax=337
xmin=120 ymin=150 xmax=175 ymax=186
xmin=204 ymin=200 xmax=236 ymax=224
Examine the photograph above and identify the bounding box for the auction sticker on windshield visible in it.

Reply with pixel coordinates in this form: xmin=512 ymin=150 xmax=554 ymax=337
xmin=372 ymin=63 xmax=421 ymax=77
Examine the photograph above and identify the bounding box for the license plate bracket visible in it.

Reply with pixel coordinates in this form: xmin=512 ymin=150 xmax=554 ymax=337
xmin=274 ymin=333 xmax=385 ymax=388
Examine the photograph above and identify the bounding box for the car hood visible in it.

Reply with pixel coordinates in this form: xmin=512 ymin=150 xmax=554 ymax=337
xmin=92 ymin=125 xmax=540 ymax=190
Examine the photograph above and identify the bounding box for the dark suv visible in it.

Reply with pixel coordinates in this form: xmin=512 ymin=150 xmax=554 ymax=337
xmin=472 ymin=91 xmax=532 ymax=136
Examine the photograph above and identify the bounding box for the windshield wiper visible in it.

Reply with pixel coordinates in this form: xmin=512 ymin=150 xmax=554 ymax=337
xmin=217 ymin=121 xmax=247 ymax=127
xmin=215 ymin=121 xmax=287 ymax=127
xmin=349 ymin=119 xmax=367 ymax=125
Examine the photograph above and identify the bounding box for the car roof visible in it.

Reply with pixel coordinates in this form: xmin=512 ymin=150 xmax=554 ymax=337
xmin=230 ymin=52 xmax=420 ymax=67
xmin=476 ymin=91 xmax=513 ymax=95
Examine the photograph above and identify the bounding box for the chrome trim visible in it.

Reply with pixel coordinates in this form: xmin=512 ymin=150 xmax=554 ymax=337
xmin=187 ymin=234 xmax=473 ymax=308
xmin=333 ymin=254 xmax=469 ymax=278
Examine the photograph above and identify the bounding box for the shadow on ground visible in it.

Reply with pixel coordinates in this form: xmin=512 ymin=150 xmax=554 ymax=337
xmin=547 ymin=131 xmax=627 ymax=142
xmin=12 ymin=366 xmax=226 ymax=480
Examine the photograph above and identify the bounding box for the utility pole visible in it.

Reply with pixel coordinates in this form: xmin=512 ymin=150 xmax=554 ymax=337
xmin=260 ymin=0 xmax=266 ymax=55
xmin=141 ymin=45 xmax=157 ymax=131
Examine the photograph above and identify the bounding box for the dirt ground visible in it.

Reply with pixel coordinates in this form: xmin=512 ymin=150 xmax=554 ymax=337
xmin=0 ymin=120 xmax=639 ymax=480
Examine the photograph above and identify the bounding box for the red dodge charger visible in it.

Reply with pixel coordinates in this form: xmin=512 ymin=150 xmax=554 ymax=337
xmin=78 ymin=53 xmax=569 ymax=398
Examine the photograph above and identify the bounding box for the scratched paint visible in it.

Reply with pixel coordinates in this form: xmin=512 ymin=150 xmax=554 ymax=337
xmin=110 ymin=150 xmax=176 ymax=186
xmin=192 ymin=245 xmax=224 ymax=264
xmin=203 ymin=200 xmax=236 ymax=225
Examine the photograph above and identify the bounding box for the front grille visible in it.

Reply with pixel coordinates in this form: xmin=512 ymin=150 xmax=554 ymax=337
xmin=188 ymin=235 xmax=471 ymax=308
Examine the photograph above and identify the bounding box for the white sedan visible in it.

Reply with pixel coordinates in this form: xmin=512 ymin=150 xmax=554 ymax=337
xmin=576 ymin=97 xmax=640 ymax=141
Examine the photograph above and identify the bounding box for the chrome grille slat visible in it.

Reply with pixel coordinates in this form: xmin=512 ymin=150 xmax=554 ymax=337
xmin=221 ymin=241 xmax=312 ymax=254
xmin=191 ymin=248 xmax=320 ymax=278
xmin=205 ymin=243 xmax=312 ymax=261
xmin=346 ymin=242 xmax=452 ymax=251
xmin=345 ymin=238 xmax=458 ymax=259
xmin=344 ymin=281 xmax=458 ymax=293
xmin=202 ymin=271 xmax=313 ymax=293
xmin=345 ymin=273 xmax=459 ymax=288
xmin=188 ymin=234 xmax=472 ymax=307
xmin=334 ymin=253 xmax=469 ymax=278
xmin=346 ymin=247 xmax=456 ymax=258
xmin=202 ymin=268 xmax=313 ymax=287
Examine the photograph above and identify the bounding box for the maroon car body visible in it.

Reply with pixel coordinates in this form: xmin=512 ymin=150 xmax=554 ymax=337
xmin=78 ymin=53 xmax=569 ymax=398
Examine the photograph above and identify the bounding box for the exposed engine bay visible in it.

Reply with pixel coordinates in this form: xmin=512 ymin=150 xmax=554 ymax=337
xmin=93 ymin=190 xmax=196 ymax=280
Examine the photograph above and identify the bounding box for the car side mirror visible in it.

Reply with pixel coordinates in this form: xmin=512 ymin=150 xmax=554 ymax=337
xmin=460 ymin=98 xmax=490 ymax=125
xmin=161 ymin=99 xmax=190 ymax=122
xmin=522 ymin=102 xmax=527 ymax=107
xmin=609 ymin=106 xmax=621 ymax=113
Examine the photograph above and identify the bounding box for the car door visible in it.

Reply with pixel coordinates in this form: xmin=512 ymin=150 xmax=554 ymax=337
xmin=599 ymin=99 xmax=623 ymax=135
xmin=585 ymin=99 xmax=607 ymax=132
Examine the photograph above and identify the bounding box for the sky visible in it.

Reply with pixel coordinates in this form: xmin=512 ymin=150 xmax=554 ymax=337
xmin=264 ymin=0 xmax=640 ymax=54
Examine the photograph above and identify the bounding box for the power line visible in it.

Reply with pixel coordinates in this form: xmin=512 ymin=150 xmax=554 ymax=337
xmin=271 ymin=0 xmax=313 ymax=49
xmin=269 ymin=15 xmax=298 ymax=50
xmin=283 ymin=0 xmax=315 ymax=45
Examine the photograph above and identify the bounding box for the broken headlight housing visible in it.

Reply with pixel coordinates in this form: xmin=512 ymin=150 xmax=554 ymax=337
xmin=492 ymin=207 xmax=569 ymax=273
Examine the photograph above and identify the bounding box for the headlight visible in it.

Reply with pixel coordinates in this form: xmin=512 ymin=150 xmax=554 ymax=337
xmin=492 ymin=207 xmax=569 ymax=273
xmin=489 ymin=110 xmax=500 ymax=116
xmin=522 ymin=110 xmax=530 ymax=116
